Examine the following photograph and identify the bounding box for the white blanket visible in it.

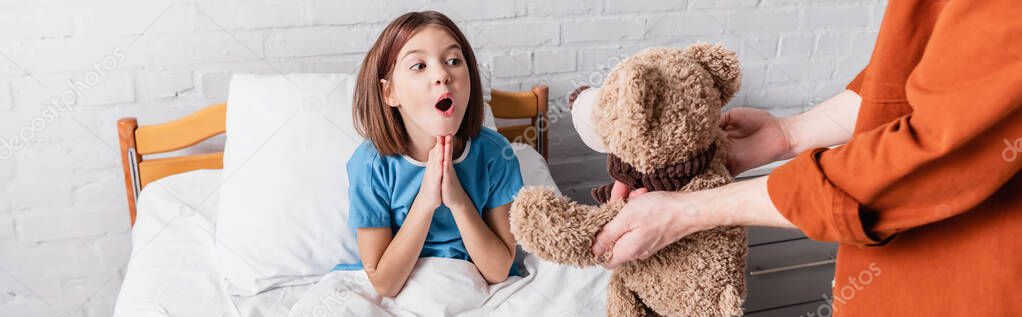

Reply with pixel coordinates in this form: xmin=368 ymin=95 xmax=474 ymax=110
xmin=289 ymin=256 xmax=609 ymax=317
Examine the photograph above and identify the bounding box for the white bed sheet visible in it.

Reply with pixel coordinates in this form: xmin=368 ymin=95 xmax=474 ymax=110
xmin=113 ymin=145 xmax=610 ymax=317
xmin=288 ymin=254 xmax=610 ymax=317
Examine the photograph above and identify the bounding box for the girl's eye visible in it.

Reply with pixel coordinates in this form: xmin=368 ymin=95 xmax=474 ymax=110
xmin=410 ymin=63 xmax=425 ymax=71
xmin=446 ymin=58 xmax=461 ymax=66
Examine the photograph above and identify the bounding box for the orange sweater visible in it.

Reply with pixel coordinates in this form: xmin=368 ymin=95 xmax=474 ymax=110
xmin=766 ymin=0 xmax=1021 ymax=315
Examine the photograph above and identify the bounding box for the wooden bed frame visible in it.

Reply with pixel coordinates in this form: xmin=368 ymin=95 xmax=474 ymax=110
xmin=117 ymin=85 xmax=549 ymax=226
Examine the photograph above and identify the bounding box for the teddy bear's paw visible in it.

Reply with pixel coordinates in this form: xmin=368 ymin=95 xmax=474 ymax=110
xmin=509 ymin=186 xmax=608 ymax=267
xmin=716 ymin=284 xmax=744 ymax=317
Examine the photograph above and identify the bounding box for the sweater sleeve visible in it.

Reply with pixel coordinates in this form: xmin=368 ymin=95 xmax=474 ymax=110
xmin=766 ymin=0 xmax=1022 ymax=245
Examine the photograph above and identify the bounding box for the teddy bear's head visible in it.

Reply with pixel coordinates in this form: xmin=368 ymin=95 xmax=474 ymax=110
xmin=511 ymin=44 xmax=747 ymax=316
xmin=592 ymin=44 xmax=740 ymax=178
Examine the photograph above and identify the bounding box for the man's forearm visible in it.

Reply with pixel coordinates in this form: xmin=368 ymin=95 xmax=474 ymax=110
xmin=698 ymin=175 xmax=795 ymax=229
xmin=780 ymin=89 xmax=861 ymax=157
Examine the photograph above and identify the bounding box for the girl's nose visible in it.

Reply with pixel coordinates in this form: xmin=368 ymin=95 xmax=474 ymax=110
xmin=433 ymin=69 xmax=451 ymax=86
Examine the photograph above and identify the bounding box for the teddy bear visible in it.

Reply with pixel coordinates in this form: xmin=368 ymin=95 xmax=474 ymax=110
xmin=509 ymin=44 xmax=748 ymax=317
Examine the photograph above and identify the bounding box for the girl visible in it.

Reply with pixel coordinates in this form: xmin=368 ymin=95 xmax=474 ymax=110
xmin=342 ymin=11 xmax=524 ymax=298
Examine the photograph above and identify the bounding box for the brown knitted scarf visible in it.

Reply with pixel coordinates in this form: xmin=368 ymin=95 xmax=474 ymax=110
xmin=592 ymin=143 xmax=717 ymax=204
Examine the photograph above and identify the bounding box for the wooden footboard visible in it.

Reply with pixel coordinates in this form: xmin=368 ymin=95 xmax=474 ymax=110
xmin=117 ymin=85 xmax=550 ymax=226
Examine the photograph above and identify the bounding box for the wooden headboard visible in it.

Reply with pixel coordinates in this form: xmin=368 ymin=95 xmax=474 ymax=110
xmin=116 ymin=85 xmax=548 ymax=226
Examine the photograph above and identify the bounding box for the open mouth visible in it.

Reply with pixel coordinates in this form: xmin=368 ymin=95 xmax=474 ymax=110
xmin=435 ymin=93 xmax=454 ymax=117
xmin=436 ymin=98 xmax=452 ymax=112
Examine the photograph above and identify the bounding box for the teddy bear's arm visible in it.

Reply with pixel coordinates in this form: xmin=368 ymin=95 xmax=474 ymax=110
xmin=509 ymin=187 xmax=623 ymax=267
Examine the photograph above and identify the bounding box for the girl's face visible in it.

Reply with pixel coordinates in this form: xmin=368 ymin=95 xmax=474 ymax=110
xmin=382 ymin=25 xmax=471 ymax=138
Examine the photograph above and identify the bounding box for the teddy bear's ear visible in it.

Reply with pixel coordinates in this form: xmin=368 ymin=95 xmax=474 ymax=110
xmin=592 ymin=61 xmax=662 ymax=147
xmin=685 ymin=43 xmax=741 ymax=104
xmin=610 ymin=61 xmax=661 ymax=115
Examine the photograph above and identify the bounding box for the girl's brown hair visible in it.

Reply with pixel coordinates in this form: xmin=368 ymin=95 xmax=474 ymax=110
xmin=353 ymin=11 xmax=485 ymax=156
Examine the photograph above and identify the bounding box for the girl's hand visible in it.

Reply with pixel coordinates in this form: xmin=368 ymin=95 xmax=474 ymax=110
xmin=414 ymin=136 xmax=445 ymax=210
xmin=719 ymin=107 xmax=794 ymax=176
xmin=440 ymin=135 xmax=472 ymax=212
xmin=591 ymin=191 xmax=718 ymax=269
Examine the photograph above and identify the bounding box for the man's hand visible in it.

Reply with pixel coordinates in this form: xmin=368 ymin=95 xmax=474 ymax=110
xmin=608 ymin=180 xmax=648 ymax=203
xmin=591 ymin=191 xmax=717 ymax=268
xmin=719 ymin=107 xmax=794 ymax=176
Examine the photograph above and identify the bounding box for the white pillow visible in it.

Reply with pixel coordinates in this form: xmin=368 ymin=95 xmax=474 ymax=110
xmin=510 ymin=143 xmax=559 ymax=194
xmin=216 ymin=73 xmax=362 ymax=296
xmin=216 ymin=73 xmax=502 ymax=296
xmin=482 ymin=101 xmax=496 ymax=130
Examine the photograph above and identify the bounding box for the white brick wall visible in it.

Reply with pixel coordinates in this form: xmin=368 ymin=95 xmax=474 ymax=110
xmin=0 ymin=0 xmax=884 ymax=315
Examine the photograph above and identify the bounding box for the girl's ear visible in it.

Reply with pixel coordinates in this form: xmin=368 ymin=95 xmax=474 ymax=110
xmin=380 ymin=79 xmax=399 ymax=108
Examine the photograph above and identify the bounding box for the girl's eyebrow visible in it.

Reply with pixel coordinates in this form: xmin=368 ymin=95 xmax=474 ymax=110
xmin=401 ymin=44 xmax=462 ymax=60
